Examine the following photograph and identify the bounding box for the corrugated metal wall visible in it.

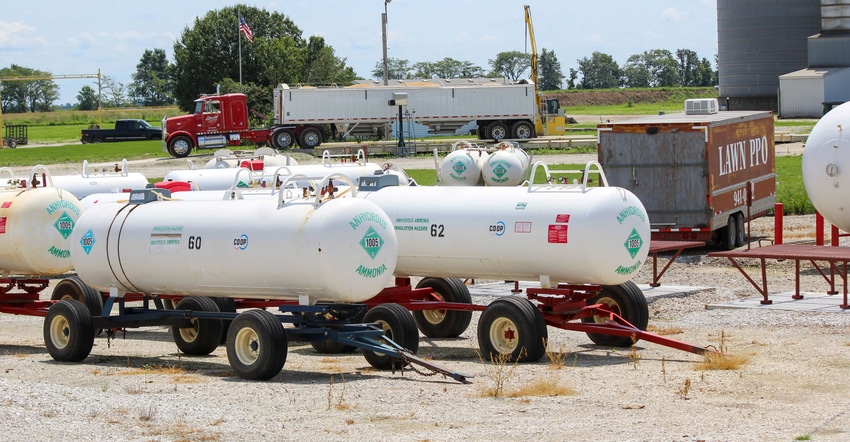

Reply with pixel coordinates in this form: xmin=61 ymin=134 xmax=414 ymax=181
xmin=779 ymin=73 xmax=826 ymax=117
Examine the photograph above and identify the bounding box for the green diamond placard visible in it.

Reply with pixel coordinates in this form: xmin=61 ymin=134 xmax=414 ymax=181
xmin=359 ymin=226 xmax=384 ymax=259
xmin=493 ymin=164 xmax=507 ymax=178
xmin=624 ymin=228 xmax=643 ymax=259
xmin=54 ymin=212 xmax=74 ymax=239
xmin=452 ymin=161 xmax=467 ymax=175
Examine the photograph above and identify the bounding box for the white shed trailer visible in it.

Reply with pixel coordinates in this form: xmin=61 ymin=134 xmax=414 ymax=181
xmin=779 ymin=67 xmax=850 ymax=118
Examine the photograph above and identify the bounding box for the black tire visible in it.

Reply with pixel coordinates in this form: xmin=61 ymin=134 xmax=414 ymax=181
xmin=168 ymin=135 xmax=193 ymax=158
xmin=720 ymin=215 xmax=737 ymax=251
xmin=734 ymin=213 xmax=746 ymax=248
xmin=51 ymin=276 xmax=103 ymax=317
xmin=210 ymin=297 xmax=237 ymax=344
xmin=171 ymin=297 xmax=223 ymax=356
xmin=361 ymin=303 xmax=419 ymax=370
xmin=413 ymin=277 xmax=473 ymax=338
xmin=511 ymin=121 xmax=535 ymax=139
xmin=272 ymin=129 xmax=295 ymax=149
xmin=226 ymin=309 xmax=287 ymax=380
xmin=477 ymin=296 xmax=547 ymax=363
xmin=309 ymin=307 xmax=365 ymax=354
xmin=298 ymin=127 xmax=323 ymax=149
xmin=44 ymin=300 xmax=95 ymax=362
xmin=476 ymin=125 xmax=486 ymax=140
xmin=582 ymin=281 xmax=649 ymax=347
xmin=8 ymin=138 xmax=17 ymax=148
xmin=92 ymin=139 xmax=103 ymax=144
xmin=485 ymin=121 xmax=509 ymax=141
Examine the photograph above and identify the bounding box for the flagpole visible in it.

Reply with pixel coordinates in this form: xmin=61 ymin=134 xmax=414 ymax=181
xmin=238 ymin=11 xmax=242 ymax=84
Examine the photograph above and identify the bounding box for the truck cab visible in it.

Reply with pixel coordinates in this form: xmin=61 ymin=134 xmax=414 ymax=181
xmin=163 ymin=94 xmax=253 ymax=158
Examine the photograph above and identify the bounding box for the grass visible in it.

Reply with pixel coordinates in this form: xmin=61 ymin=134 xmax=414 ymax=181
xmin=693 ymin=330 xmax=750 ymax=371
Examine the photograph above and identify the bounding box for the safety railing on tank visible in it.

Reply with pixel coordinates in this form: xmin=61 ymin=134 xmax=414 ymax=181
xmin=526 ymin=160 xmax=609 ymax=193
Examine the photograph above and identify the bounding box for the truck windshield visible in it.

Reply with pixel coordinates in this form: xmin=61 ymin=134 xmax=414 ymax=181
xmin=194 ymin=100 xmax=204 ymax=114
xmin=138 ymin=121 xmax=152 ymax=129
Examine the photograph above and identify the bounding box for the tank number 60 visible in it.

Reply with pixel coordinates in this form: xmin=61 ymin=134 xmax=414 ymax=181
xmin=188 ymin=235 xmax=202 ymax=250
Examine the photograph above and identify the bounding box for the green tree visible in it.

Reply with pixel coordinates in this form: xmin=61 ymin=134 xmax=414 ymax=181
xmin=130 ymin=48 xmax=173 ymax=106
xmin=577 ymin=51 xmax=620 ymax=89
xmin=489 ymin=51 xmax=531 ymax=81
xmin=622 ymin=49 xmax=677 ymax=87
xmin=538 ymin=48 xmax=564 ymax=91
xmin=301 ymin=36 xmax=357 ymax=85
xmin=0 ymin=65 xmax=59 ymax=112
xmin=76 ymin=85 xmax=99 ymax=110
xmin=101 ymin=75 xmax=128 ymax=108
xmin=371 ymin=57 xmax=413 ymax=80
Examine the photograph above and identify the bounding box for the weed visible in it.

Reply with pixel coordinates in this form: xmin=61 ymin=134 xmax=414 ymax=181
xmin=544 ymin=340 xmax=569 ymax=370
xmin=627 ymin=335 xmax=641 ymax=369
xmin=475 ymin=348 xmax=523 ymax=398
xmin=507 ymin=377 xmax=576 ymax=397
xmin=327 ymin=374 xmax=349 ymax=410
xmin=794 ymin=435 xmax=812 ymax=441
xmin=661 ymin=356 xmax=666 ymax=383
xmin=139 ymin=405 xmax=157 ymax=422
xmin=694 ymin=330 xmax=750 ymax=371
xmin=646 ymin=324 xmax=684 ymax=335
xmin=676 ymin=378 xmax=691 ymax=400
xmin=125 ymin=383 xmax=143 ymax=395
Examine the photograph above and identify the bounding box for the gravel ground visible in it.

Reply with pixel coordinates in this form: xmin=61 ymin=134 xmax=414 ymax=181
xmin=5 ymin=145 xmax=850 ymax=442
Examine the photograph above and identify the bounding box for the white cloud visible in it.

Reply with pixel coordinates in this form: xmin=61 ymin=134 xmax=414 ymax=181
xmin=662 ymin=7 xmax=688 ymax=23
xmin=0 ymin=21 xmax=47 ymax=49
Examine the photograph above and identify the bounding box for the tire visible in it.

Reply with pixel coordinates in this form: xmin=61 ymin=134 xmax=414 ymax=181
xmin=226 ymin=309 xmax=287 ymax=380
xmin=477 ymin=296 xmax=547 ymax=363
xmin=168 ymin=135 xmax=193 ymax=158
xmin=582 ymin=281 xmax=649 ymax=347
xmin=511 ymin=121 xmax=535 ymax=139
xmin=44 ymin=300 xmax=95 ymax=362
xmin=272 ymin=129 xmax=295 ymax=149
xmin=51 ymin=276 xmax=103 ymax=317
xmin=485 ymin=121 xmax=509 ymax=141
xmin=361 ymin=303 xmax=419 ymax=370
xmin=8 ymin=138 xmax=17 ymax=148
xmin=298 ymin=127 xmax=323 ymax=149
xmin=309 ymin=306 xmax=365 ymax=354
xmin=92 ymin=139 xmax=103 ymax=144
xmin=171 ymin=297 xmax=223 ymax=356
xmin=720 ymin=215 xmax=737 ymax=251
xmin=413 ymin=277 xmax=473 ymax=338
xmin=734 ymin=213 xmax=746 ymax=248
xmin=210 ymin=297 xmax=236 ymax=344
xmin=476 ymin=125 xmax=486 ymax=140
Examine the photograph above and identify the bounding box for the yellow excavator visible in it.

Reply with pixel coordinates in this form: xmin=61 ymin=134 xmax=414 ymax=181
xmin=525 ymin=4 xmax=567 ymax=136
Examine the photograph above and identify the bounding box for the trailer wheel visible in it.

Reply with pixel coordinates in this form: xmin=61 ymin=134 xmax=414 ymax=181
xmin=734 ymin=213 xmax=746 ymax=248
xmin=210 ymin=297 xmax=237 ymax=344
xmin=51 ymin=276 xmax=103 ymax=317
xmin=413 ymin=277 xmax=473 ymax=338
xmin=582 ymin=281 xmax=649 ymax=347
xmin=485 ymin=122 xmax=509 ymax=141
xmin=7 ymin=138 xmax=17 ymax=148
xmin=511 ymin=121 xmax=535 ymax=139
xmin=720 ymin=215 xmax=737 ymax=251
xmin=272 ymin=129 xmax=295 ymax=149
xmin=477 ymin=296 xmax=547 ymax=363
xmin=168 ymin=135 xmax=193 ymax=158
xmin=309 ymin=307 xmax=365 ymax=354
xmin=226 ymin=309 xmax=287 ymax=380
xmin=171 ymin=297 xmax=223 ymax=356
xmin=44 ymin=300 xmax=95 ymax=362
xmin=362 ymin=303 xmax=419 ymax=370
xmin=298 ymin=127 xmax=323 ymax=149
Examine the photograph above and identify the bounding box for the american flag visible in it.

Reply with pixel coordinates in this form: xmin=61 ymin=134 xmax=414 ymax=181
xmin=238 ymin=13 xmax=253 ymax=42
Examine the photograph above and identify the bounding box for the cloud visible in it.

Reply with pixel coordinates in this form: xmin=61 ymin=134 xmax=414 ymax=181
xmin=0 ymin=21 xmax=48 ymax=49
xmin=662 ymin=7 xmax=688 ymax=23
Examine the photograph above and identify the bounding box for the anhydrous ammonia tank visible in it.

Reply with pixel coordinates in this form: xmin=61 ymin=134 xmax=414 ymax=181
xmin=0 ymin=185 xmax=83 ymax=275
xmin=359 ymin=182 xmax=650 ymax=285
xmin=164 ymin=163 xmax=384 ymax=191
xmin=482 ymin=144 xmax=530 ymax=186
xmin=440 ymin=147 xmax=489 ymax=186
xmin=70 ymin=192 xmax=397 ymax=304
xmin=803 ymin=101 xmax=850 ymax=232
xmin=46 ymin=160 xmax=149 ymax=199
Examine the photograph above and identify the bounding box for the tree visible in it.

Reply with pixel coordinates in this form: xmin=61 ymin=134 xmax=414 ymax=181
xmin=538 ymin=48 xmax=564 ymax=91
xmin=489 ymin=51 xmax=531 ymax=81
xmin=371 ymin=57 xmax=413 ymax=80
xmin=300 ymin=36 xmax=357 ymax=85
xmin=0 ymin=65 xmax=59 ymax=112
xmin=577 ymin=51 xmax=620 ymax=89
xmin=76 ymin=85 xmax=98 ymax=110
xmin=130 ymin=48 xmax=173 ymax=106
xmin=622 ymin=49 xmax=677 ymax=88
xmin=101 ymin=75 xmax=128 ymax=107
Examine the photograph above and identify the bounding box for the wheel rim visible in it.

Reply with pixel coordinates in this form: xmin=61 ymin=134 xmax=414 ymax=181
xmin=422 ymin=293 xmax=446 ymax=325
xmin=590 ymin=296 xmax=621 ymax=323
xmin=304 ymin=131 xmax=319 ymax=147
xmin=50 ymin=315 xmax=71 ymax=350
xmin=276 ymin=132 xmax=292 ymax=147
xmin=492 ymin=126 xmax=506 ymax=139
xmin=515 ymin=124 xmax=532 ymax=138
xmin=173 ymin=140 xmax=190 ymax=156
xmin=178 ymin=319 xmax=199 ymax=343
xmin=233 ymin=327 xmax=260 ymax=366
xmin=488 ymin=317 xmax=519 ymax=354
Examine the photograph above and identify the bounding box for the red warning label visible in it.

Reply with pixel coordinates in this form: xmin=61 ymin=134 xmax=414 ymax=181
xmin=555 ymin=214 xmax=570 ymax=223
xmin=0 ymin=217 xmax=6 ymax=234
xmin=548 ymin=224 xmax=568 ymax=243
xmin=1 ymin=201 xmax=11 ymax=209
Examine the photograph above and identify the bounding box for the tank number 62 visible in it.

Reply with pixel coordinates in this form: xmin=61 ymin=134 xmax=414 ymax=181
xmin=430 ymin=224 xmax=445 ymax=238
xmin=188 ymin=235 xmax=202 ymax=250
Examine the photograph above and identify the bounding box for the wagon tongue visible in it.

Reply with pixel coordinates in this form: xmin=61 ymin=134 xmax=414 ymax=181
xmin=394 ymin=348 xmax=472 ymax=384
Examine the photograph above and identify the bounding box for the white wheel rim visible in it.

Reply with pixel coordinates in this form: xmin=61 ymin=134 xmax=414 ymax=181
xmin=422 ymin=293 xmax=446 ymax=325
xmin=234 ymin=327 xmax=260 ymax=365
xmin=591 ymin=296 xmax=620 ymax=323
xmin=488 ymin=317 xmax=518 ymax=354
xmin=179 ymin=319 xmax=199 ymax=343
xmin=50 ymin=316 xmax=70 ymax=350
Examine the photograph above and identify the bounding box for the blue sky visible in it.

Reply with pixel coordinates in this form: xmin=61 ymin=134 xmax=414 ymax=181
xmin=0 ymin=0 xmax=718 ymax=105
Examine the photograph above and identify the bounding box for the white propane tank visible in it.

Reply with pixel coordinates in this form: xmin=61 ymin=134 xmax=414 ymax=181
xmin=70 ymin=188 xmax=397 ymax=304
xmin=482 ymin=142 xmax=530 ymax=186
xmin=803 ymin=101 xmax=850 ymax=232
xmin=49 ymin=160 xmax=149 ymax=198
xmin=360 ymin=163 xmax=650 ymax=286
xmin=0 ymin=168 xmax=83 ymax=275
xmin=439 ymin=141 xmax=489 ymax=186
xmin=203 ymin=147 xmax=299 ymax=169
xmin=165 ymin=163 xmax=384 ymax=191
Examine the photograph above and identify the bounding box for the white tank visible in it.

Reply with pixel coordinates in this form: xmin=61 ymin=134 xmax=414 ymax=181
xmin=440 ymin=145 xmax=489 ymax=186
xmin=70 ymin=189 xmax=397 ymax=304
xmin=203 ymin=147 xmax=299 ymax=169
xmin=360 ymin=164 xmax=650 ymax=286
xmin=803 ymin=101 xmax=850 ymax=232
xmin=165 ymin=163 xmax=384 ymax=191
xmin=48 ymin=160 xmax=149 ymax=198
xmin=0 ymin=168 xmax=83 ymax=275
xmin=482 ymin=143 xmax=530 ymax=186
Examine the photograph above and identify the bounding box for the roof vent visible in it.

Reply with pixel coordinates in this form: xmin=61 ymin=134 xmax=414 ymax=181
xmin=684 ymin=98 xmax=719 ymax=115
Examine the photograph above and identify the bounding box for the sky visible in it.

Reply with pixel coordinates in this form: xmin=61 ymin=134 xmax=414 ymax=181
xmin=0 ymin=0 xmax=718 ymax=105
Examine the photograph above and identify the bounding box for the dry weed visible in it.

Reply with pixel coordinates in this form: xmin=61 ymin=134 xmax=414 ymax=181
xmin=507 ymin=377 xmax=576 ymax=397
xmin=693 ymin=330 xmax=750 ymax=371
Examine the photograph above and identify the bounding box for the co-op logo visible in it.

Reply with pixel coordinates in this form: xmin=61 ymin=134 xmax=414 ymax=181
xmin=488 ymin=221 xmax=506 ymax=237
xmin=233 ymin=234 xmax=249 ymax=250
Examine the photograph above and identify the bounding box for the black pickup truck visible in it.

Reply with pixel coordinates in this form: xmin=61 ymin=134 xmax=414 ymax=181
xmin=80 ymin=119 xmax=162 ymax=143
